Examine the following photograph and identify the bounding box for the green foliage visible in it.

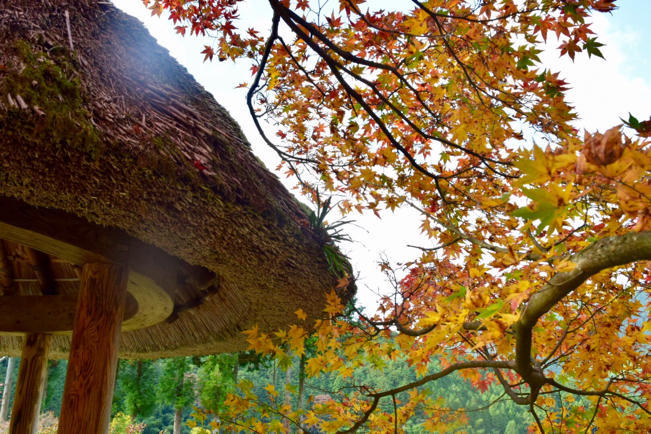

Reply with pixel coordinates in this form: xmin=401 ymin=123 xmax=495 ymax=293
xmin=42 ymin=360 xmax=67 ymax=415
xmin=109 ymin=412 xmax=146 ymax=434
xmin=118 ymin=361 xmax=159 ymax=418
xmin=31 ymin=353 xmax=532 ymax=431
xmin=157 ymin=357 xmax=195 ymax=411
xmin=197 ymin=354 xmax=237 ymax=412
xmin=221 ymin=352 xmax=533 ymax=432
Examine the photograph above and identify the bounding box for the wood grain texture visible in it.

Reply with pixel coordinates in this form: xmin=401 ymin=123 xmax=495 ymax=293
xmin=0 ymin=295 xmax=138 ymax=333
xmin=9 ymin=333 xmax=51 ymax=434
xmin=58 ymin=263 xmax=128 ymax=434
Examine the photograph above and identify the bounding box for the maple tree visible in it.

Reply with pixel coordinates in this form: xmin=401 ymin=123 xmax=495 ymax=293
xmin=146 ymin=0 xmax=649 ymax=431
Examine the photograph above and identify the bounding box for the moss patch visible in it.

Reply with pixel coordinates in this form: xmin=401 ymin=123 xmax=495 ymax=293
xmin=1 ymin=40 xmax=102 ymax=158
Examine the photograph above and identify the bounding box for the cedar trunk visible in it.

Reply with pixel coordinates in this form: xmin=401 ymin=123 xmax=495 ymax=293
xmin=0 ymin=357 xmax=16 ymax=422
xmin=173 ymin=407 xmax=182 ymax=434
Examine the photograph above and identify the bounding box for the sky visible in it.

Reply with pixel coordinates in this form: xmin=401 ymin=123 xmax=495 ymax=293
xmin=111 ymin=0 xmax=651 ymax=308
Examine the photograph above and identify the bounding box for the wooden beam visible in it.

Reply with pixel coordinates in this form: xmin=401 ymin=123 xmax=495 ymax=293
xmin=0 ymin=295 xmax=138 ymax=333
xmin=0 ymin=196 xmax=215 ymax=290
xmin=58 ymin=263 xmax=128 ymax=434
xmin=23 ymin=247 xmax=57 ymax=295
xmin=0 ymin=196 xmax=214 ymax=329
xmin=9 ymin=333 xmax=51 ymax=434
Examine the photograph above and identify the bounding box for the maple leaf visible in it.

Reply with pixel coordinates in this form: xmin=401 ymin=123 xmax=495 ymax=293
xmin=583 ymin=37 xmax=605 ymax=58
xmin=622 ymin=113 xmax=651 ymax=137
xmin=583 ymin=126 xmax=627 ymax=166
xmin=559 ymin=38 xmax=582 ymax=60
xmin=295 ymin=308 xmax=307 ymax=321
xmin=192 ymin=159 xmax=208 ymax=171
xmin=593 ymin=0 xmax=617 ymax=13
xmin=201 ymin=45 xmax=215 ymax=62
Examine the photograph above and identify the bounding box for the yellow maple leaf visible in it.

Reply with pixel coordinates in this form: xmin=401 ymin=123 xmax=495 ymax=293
xmin=295 ymin=308 xmax=307 ymax=321
xmin=264 ymin=383 xmax=278 ymax=398
xmin=554 ymin=259 xmax=577 ymax=273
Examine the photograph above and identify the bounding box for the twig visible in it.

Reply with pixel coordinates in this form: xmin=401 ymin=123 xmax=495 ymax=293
xmin=65 ymin=10 xmax=74 ymax=52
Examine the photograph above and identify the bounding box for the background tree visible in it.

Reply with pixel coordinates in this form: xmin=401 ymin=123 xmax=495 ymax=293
xmin=149 ymin=0 xmax=650 ymax=432
xmin=196 ymin=354 xmax=238 ymax=413
xmin=0 ymin=357 xmax=16 ymax=422
xmin=41 ymin=360 xmax=67 ymax=416
xmin=115 ymin=360 xmax=159 ymax=419
xmin=157 ymin=357 xmax=196 ymax=434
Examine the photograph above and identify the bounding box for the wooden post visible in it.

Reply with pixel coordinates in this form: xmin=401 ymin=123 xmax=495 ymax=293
xmin=58 ymin=263 xmax=128 ymax=434
xmin=9 ymin=333 xmax=51 ymax=434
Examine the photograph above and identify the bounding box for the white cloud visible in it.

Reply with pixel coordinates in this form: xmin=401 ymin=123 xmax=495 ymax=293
xmin=539 ymin=13 xmax=651 ymax=132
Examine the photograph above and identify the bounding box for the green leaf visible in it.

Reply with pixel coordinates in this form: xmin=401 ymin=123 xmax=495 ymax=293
xmin=477 ymin=300 xmax=505 ymax=319
xmin=505 ymin=270 xmax=523 ymax=281
xmin=621 ymin=113 xmax=641 ymax=129
xmin=584 ymin=38 xmax=605 ymax=59
xmin=516 ymin=55 xmax=534 ymax=70
xmin=446 ymin=285 xmax=467 ymax=301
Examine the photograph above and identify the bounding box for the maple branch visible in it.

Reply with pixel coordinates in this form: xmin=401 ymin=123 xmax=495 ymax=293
xmin=277 ymin=38 xmax=328 ymax=100
xmin=269 ymin=1 xmax=451 ymax=199
xmin=409 ymin=0 xmax=541 ymax=24
xmin=407 ymin=200 xmax=545 ymax=261
xmin=543 ymin=285 xmax=629 ymax=368
xmin=530 ymin=401 xmax=545 ymax=433
xmin=494 ymin=368 xmax=530 ymax=405
xmin=269 ymin=0 xmax=514 ymax=183
xmin=548 ymin=378 xmax=649 ymax=415
xmin=337 ymin=360 xmax=514 ymax=433
xmin=513 ymin=231 xmax=651 ymax=382
xmin=246 ymin=11 xmax=318 ymax=171
xmin=392 ymin=394 xmax=398 ymax=433
xmin=540 ymin=307 xmax=583 ymax=366
xmin=421 ymin=6 xmax=486 ymax=106
xmin=408 ymin=237 xmax=462 ymax=252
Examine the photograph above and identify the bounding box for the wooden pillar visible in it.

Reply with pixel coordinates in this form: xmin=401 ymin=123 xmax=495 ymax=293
xmin=58 ymin=263 xmax=128 ymax=434
xmin=9 ymin=333 xmax=51 ymax=434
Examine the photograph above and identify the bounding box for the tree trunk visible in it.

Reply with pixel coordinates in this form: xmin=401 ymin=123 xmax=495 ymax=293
xmin=282 ymin=365 xmax=292 ymax=433
xmin=40 ymin=360 xmax=49 ymax=414
xmin=9 ymin=333 xmax=51 ymax=434
xmin=1 ymin=357 xmax=16 ymax=422
xmin=58 ymin=263 xmax=128 ymax=434
xmin=132 ymin=360 xmax=143 ymax=418
xmin=173 ymin=407 xmax=182 ymax=434
xmin=297 ymin=355 xmax=306 ymax=428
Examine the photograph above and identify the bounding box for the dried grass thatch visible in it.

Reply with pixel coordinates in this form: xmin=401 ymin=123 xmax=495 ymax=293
xmin=0 ymin=0 xmax=353 ymax=358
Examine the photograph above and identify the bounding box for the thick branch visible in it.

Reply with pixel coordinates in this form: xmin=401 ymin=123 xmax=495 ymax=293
xmin=514 ymin=231 xmax=651 ymax=378
xmin=337 ymin=360 xmax=513 ymax=433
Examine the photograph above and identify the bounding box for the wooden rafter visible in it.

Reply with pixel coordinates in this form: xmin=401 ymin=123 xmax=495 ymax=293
xmin=23 ymin=246 xmax=57 ymax=295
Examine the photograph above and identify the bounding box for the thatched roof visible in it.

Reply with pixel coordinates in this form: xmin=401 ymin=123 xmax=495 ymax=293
xmin=0 ymin=0 xmax=353 ymax=358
